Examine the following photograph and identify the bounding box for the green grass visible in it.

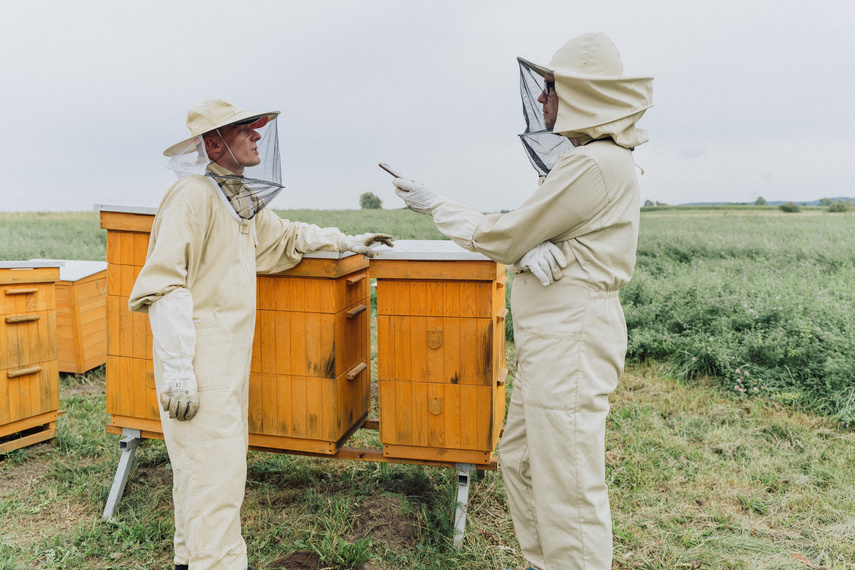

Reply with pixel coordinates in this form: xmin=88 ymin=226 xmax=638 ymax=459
xmin=3 ymin=360 xmax=855 ymax=568
xmin=2 ymin=206 xmax=855 ymax=568
xmin=624 ymin=209 xmax=855 ymax=423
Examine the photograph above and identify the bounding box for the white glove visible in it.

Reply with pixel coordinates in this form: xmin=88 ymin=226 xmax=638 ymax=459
xmin=393 ymin=178 xmax=440 ymax=215
xmin=160 ymin=371 xmax=199 ymax=421
xmin=148 ymin=288 xmax=199 ymax=421
xmin=511 ymin=241 xmax=567 ymax=286
xmin=338 ymin=233 xmax=394 ymax=258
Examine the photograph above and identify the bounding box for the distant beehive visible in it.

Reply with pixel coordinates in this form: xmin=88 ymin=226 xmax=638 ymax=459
xmin=371 ymin=241 xmax=508 ymax=465
xmin=0 ymin=262 xmax=62 ymax=454
xmin=31 ymin=260 xmax=107 ymax=374
xmin=99 ymin=205 xmax=371 ymax=454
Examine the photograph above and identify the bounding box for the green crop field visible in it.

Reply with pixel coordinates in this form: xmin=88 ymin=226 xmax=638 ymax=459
xmin=1 ymin=207 xmax=854 ymax=569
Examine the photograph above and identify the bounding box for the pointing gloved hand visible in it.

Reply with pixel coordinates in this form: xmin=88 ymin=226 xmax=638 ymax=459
xmin=511 ymin=241 xmax=567 ymax=286
xmin=160 ymin=371 xmax=199 ymax=421
xmin=393 ymin=178 xmax=441 ymax=215
xmin=339 ymin=233 xmax=394 ymax=258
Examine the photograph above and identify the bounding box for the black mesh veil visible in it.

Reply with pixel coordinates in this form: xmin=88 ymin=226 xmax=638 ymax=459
xmin=517 ymin=60 xmax=574 ymax=177
xmin=167 ymin=115 xmax=285 ymax=220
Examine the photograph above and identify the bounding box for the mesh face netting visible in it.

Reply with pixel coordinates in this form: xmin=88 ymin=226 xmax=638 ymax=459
xmin=166 ymin=115 xmax=285 ymax=220
xmin=517 ymin=60 xmax=574 ymax=177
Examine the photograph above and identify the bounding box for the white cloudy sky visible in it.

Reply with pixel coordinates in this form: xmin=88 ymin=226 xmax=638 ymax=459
xmin=1 ymin=1 xmax=853 ymax=213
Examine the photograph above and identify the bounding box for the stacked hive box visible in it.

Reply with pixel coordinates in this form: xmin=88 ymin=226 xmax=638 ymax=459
xmin=249 ymin=254 xmax=371 ymax=454
xmin=32 ymin=260 xmax=108 ymax=374
xmin=99 ymin=205 xmax=371 ymax=453
xmin=371 ymin=241 xmax=508 ymax=465
xmin=0 ymin=262 xmax=62 ymax=454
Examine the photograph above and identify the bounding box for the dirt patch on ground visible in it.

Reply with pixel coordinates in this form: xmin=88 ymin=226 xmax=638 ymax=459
xmin=270 ymin=550 xmax=323 ymax=569
xmin=347 ymin=493 xmax=419 ymax=550
xmin=0 ymin=457 xmax=51 ymax=494
xmin=0 ymin=457 xmax=89 ymax=550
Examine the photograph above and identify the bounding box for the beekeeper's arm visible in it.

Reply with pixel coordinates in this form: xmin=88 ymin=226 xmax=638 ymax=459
xmin=129 ymin=188 xmax=204 ymax=421
xmin=148 ymin=289 xmax=198 ymax=421
xmin=254 ymin=208 xmax=393 ymax=273
xmin=393 ymin=151 xmax=606 ymax=271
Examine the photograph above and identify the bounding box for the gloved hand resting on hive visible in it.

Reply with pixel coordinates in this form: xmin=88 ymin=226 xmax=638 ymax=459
xmin=338 ymin=233 xmax=394 ymax=257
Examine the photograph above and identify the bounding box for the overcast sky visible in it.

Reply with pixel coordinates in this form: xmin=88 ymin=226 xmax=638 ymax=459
xmin=2 ymin=1 xmax=853 ymax=213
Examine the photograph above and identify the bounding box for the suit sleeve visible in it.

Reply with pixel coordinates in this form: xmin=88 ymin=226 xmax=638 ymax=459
xmin=128 ymin=184 xmax=205 ymax=313
xmin=253 ymin=208 xmax=345 ymax=274
xmin=432 ymin=151 xmax=609 ymax=265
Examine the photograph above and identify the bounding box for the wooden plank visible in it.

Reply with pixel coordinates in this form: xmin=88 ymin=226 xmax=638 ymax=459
xmin=0 ymin=425 xmax=56 ymax=454
xmin=370 ymin=259 xmax=501 ymax=281
xmin=265 ymin=255 xmax=369 ymax=279
xmin=248 ymin=372 xmax=263 ymax=433
xmin=256 ymin=444 xmax=497 ymax=470
xmin=291 ymin=376 xmax=307 ymax=438
xmin=0 ymin=410 xmax=58 ymax=439
xmin=133 ymin=233 xmax=150 ymax=266
xmin=100 ymin=211 xmax=155 ymax=233
xmin=382 ymin=443 xmax=494 ymax=465
xmin=0 ymin=268 xmax=59 ymax=287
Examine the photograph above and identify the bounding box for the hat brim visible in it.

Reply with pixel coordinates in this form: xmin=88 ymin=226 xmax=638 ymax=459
xmin=517 ymin=57 xmax=554 ymax=77
xmin=163 ymin=110 xmax=280 ymax=157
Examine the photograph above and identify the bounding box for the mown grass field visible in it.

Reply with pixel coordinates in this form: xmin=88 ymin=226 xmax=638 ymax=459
xmin=1 ymin=207 xmax=854 ymax=569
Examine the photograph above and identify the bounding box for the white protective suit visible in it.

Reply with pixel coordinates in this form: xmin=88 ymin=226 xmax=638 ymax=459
xmin=396 ymin=33 xmax=652 ymax=569
xmin=129 ymin=102 xmax=388 ymax=569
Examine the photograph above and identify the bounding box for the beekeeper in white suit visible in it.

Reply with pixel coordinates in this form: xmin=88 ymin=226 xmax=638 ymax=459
xmin=392 ymin=33 xmax=652 ymax=569
xmin=129 ymin=99 xmax=392 ymax=570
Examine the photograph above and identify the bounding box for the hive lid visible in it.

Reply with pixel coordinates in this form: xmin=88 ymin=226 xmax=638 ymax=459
xmin=371 ymin=240 xmax=492 ymax=261
xmin=29 ymin=259 xmax=107 ymax=281
xmin=95 ymin=204 xmax=158 ymax=215
xmin=0 ymin=260 xmax=64 ymax=270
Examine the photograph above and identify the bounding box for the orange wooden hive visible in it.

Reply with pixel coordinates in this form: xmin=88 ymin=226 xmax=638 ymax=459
xmin=31 ymin=259 xmax=107 ymax=374
xmin=98 ymin=205 xmax=372 ymax=454
xmin=0 ymin=262 xmax=62 ymax=454
xmin=371 ymin=241 xmax=508 ymax=465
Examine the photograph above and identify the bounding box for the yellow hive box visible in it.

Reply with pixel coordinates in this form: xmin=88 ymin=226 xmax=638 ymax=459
xmin=0 ymin=262 xmax=62 ymax=454
xmin=98 ymin=205 xmax=371 ymax=454
xmin=31 ymin=260 xmax=107 ymax=374
xmin=371 ymin=241 xmax=508 ymax=465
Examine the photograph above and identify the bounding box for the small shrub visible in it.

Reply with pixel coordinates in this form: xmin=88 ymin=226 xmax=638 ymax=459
xmin=359 ymin=192 xmax=383 ymax=209
xmin=779 ymin=202 xmax=801 ymax=213
xmin=827 ymin=199 xmax=851 ymax=213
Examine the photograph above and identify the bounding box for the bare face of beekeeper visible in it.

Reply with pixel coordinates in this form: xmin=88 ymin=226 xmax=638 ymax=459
xmin=203 ymin=122 xmax=263 ymax=176
xmin=537 ymin=73 xmax=559 ymax=132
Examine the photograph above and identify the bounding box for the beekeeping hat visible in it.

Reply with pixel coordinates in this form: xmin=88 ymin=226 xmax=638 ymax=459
xmin=517 ymin=32 xmax=653 ymax=174
xmin=164 ymin=99 xmax=286 ymax=220
xmin=163 ymin=99 xmax=279 ymax=157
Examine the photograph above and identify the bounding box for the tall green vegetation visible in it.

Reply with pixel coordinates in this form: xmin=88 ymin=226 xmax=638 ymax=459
xmin=623 ymin=210 xmax=855 ymax=423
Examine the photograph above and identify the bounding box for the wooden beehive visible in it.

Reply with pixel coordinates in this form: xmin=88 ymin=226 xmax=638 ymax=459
xmin=31 ymin=259 xmax=107 ymax=374
xmin=0 ymin=262 xmax=62 ymax=454
xmin=371 ymin=241 xmax=508 ymax=465
xmin=98 ymin=205 xmax=372 ymax=454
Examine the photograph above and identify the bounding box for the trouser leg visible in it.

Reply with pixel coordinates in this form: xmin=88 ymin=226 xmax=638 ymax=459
xmin=512 ymin=322 xmax=621 ymax=569
xmin=161 ymin=386 xmax=249 ymax=570
xmin=500 ymin=371 xmax=546 ymax=570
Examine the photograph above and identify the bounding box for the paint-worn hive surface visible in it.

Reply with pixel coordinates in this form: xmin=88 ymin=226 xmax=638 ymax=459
xmin=99 ymin=205 xmax=371 ymax=454
xmin=371 ymin=241 xmax=507 ymax=465
xmin=0 ymin=263 xmax=62 ymax=454
xmin=31 ymin=260 xmax=107 ymax=374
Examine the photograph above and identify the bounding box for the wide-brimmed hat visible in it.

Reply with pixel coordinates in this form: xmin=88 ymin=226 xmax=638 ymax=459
xmin=163 ymin=99 xmax=280 ymax=157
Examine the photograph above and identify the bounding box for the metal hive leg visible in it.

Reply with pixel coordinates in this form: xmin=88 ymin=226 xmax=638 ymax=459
xmin=102 ymin=428 xmax=141 ymax=519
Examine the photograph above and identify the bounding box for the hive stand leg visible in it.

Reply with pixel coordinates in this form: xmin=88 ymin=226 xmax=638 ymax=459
xmin=102 ymin=428 xmax=142 ymax=519
xmin=453 ymin=463 xmax=476 ymax=547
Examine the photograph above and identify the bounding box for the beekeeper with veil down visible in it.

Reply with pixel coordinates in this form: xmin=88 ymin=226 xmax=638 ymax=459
xmin=392 ymin=33 xmax=652 ymax=569
xmin=129 ymin=99 xmax=392 ymax=570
